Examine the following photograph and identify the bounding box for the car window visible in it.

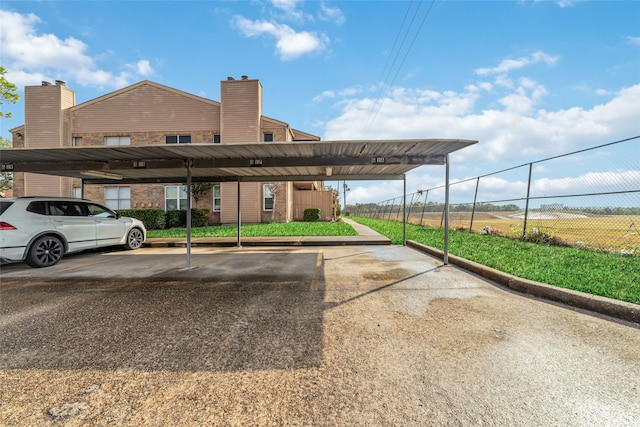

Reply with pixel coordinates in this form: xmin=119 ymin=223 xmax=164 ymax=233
xmin=49 ymin=201 xmax=85 ymax=216
xmin=26 ymin=201 xmax=47 ymax=215
xmin=0 ymin=201 xmax=15 ymax=215
xmin=86 ymin=203 xmax=117 ymax=218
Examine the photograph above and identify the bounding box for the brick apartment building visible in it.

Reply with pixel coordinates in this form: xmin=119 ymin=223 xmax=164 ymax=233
xmin=9 ymin=76 xmax=335 ymax=223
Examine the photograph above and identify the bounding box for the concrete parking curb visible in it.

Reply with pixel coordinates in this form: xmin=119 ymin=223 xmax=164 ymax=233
xmin=406 ymin=240 xmax=640 ymax=325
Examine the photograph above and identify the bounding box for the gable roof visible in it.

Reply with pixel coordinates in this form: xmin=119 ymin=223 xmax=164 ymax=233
xmin=71 ymin=80 xmax=220 ymax=112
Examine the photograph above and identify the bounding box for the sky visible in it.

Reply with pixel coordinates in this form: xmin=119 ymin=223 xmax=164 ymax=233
xmin=1 ymin=0 xmax=639 ymax=207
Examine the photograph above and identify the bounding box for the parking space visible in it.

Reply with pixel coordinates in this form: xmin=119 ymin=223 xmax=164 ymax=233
xmin=1 ymin=245 xmax=639 ymax=426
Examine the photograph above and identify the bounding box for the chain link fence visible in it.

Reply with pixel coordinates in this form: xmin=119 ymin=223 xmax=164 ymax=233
xmin=351 ymin=137 xmax=640 ymax=255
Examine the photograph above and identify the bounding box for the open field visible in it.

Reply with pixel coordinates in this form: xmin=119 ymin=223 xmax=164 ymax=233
xmin=403 ymin=211 xmax=640 ymax=254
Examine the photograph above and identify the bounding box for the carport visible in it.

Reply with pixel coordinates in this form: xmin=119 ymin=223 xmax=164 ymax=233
xmin=1 ymin=138 xmax=477 ymax=266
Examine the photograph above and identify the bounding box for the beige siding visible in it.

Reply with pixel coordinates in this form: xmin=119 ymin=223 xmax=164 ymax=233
xmin=24 ymin=86 xmax=63 ymax=148
xmin=72 ymin=83 xmax=220 ymax=133
xmin=221 ymin=79 xmax=262 ymax=143
xmin=23 ymin=84 xmax=76 ymax=196
xmin=220 ymin=182 xmax=261 ymax=224
xmin=24 ymin=173 xmax=64 ymax=197
xmin=293 ymin=190 xmax=334 ymax=221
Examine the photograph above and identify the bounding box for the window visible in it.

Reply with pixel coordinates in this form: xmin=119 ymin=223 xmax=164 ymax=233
xmin=263 ymin=133 xmax=274 ymax=142
xmin=73 ymin=187 xmax=82 ymax=199
xmin=86 ymin=203 xmax=117 ymax=218
xmin=72 ymin=137 xmax=82 ymax=147
xmin=213 ymin=134 xmax=221 ymax=144
xmin=213 ymin=184 xmax=221 ymax=212
xmin=263 ymin=184 xmax=274 ymax=211
xmin=105 ymin=187 xmax=131 ymax=210
xmin=105 ymin=136 xmax=130 ymax=146
xmin=165 ymin=135 xmax=191 ymax=144
xmin=165 ymin=185 xmax=188 ymax=210
xmin=49 ymin=201 xmax=84 ymax=216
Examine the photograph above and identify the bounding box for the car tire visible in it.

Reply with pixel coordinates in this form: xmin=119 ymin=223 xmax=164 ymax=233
xmin=25 ymin=235 xmax=64 ymax=268
xmin=124 ymin=228 xmax=144 ymax=250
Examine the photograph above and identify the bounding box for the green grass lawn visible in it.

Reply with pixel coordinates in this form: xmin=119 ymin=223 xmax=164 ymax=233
xmin=146 ymin=221 xmax=357 ymax=238
xmin=350 ymin=217 xmax=640 ymax=305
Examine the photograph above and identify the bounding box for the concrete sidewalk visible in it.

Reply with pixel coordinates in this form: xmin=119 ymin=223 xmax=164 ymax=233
xmin=143 ymin=217 xmax=391 ymax=248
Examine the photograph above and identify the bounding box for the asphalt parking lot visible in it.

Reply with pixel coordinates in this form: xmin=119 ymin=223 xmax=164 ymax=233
xmin=1 ymin=245 xmax=639 ymax=426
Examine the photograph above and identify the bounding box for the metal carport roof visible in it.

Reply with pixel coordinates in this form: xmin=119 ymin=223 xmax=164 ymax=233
xmin=0 ymin=139 xmax=475 ymax=184
xmin=1 ymin=138 xmax=477 ymax=266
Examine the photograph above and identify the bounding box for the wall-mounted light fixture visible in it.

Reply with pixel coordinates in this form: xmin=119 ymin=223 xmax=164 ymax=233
xmin=325 ymin=166 xmax=333 ymax=177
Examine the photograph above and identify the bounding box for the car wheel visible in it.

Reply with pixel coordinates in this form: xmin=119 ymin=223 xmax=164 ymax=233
xmin=124 ymin=228 xmax=144 ymax=250
xmin=25 ymin=235 xmax=64 ymax=268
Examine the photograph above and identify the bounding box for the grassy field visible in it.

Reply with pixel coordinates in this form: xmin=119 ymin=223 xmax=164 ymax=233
xmin=351 ymin=216 xmax=640 ymax=305
xmin=402 ymin=211 xmax=640 ymax=254
xmin=147 ymin=221 xmax=357 ymax=238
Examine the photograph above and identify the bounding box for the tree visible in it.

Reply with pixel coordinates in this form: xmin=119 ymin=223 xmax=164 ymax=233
xmin=0 ymin=66 xmax=20 ymax=194
xmin=266 ymin=183 xmax=278 ymax=222
xmin=191 ymin=182 xmax=213 ymax=204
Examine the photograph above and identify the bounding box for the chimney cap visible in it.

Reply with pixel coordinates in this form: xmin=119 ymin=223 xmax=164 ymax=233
xmin=42 ymin=81 xmax=52 ymax=86
xmin=241 ymin=75 xmax=249 ymax=80
xmin=227 ymin=76 xmax=235 ymax=80
xmin=55 ymin=80 xmax=66 ymax=86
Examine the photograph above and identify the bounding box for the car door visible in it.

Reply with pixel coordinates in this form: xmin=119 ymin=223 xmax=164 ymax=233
xmin=85 ymin=203 xmax=127 ymax=247
xmin=48 ymin=201 xmax=97 ymax=252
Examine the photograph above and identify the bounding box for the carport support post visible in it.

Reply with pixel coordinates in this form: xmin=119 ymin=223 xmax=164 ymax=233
xmin=444 ymin=154 xmax=450 ymax=265
xmin=402 ymin=174 xmax=407 ymax=246
xmin=237 ymin=181 xmax=241 ymax=248
xmin=186 ymin=160 xmax=192 ymax=268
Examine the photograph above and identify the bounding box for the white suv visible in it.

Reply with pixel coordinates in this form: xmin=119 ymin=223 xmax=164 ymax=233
xmin=0 ymin=197 xmax=146 ymax=268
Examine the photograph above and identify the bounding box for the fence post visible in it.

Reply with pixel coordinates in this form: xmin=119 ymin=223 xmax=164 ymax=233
xmin=396 ymin=196 xmax=403 ymax=222
xmin=403 ymin=174 xmax=407 ymax=245
xmin=522 ymin=162 xmax=533 ymax=238
xmin=469 ymin=177 xmax=480 ymax=233
xmin=419 ymin=190 xmax=429 ymax=226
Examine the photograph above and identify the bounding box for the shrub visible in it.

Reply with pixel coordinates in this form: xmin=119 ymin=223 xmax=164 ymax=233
xmin=116 ymin=208 xmax=166 ymax=230
xmin=521 ymin=227 xmax=570 ymax=247
xmin=303 ymin=208 xmax=321 ymax=222
xmin=165 ymin=208 xmax=210 ymax=228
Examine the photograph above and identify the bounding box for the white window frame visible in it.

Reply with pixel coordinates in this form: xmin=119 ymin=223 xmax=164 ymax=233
xmin=72 ymin=137 xmax=82 ymax=147
xmin=263 ymin=184 xmax=274 ymax=211
xmin=212 ymin=184 xmax=221 ymax=212
xmin=104 ymin=136 xmax=131 ymax=146
xmin=105 ymin=186 xmax=131 ymax=209
xmin=165 ymin=185 xmax=188 ymax=210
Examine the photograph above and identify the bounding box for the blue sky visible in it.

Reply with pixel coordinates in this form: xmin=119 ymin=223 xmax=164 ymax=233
xmin=1 ymin=0 xmax=639 ymax=206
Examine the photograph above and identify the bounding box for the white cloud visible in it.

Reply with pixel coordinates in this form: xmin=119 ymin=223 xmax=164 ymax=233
xmin=135 ymin=60 xmax=154 ymax=77
xmin=0 ymin=10 xmax=153 ymax=89
xmin=233 ymin=16 xmax=328 ymax=60
xmin=625 ymin=36 xmax=640 ymax=46
xmin=475 ymin=51 xmax=559 ymax=76
xmin=323 ymin=82 xmax=640 ymax=168
xmin=271 ymin=0 xmax=302 ymax=13
xmin=319 ymin=1 xmax=345 ymax=25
